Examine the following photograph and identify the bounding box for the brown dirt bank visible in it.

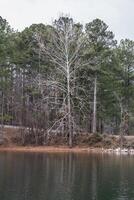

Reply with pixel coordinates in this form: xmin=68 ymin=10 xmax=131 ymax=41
xmin=2 ymin=126 xmax=134 ymax=151
xmin=0 ymin=146 xmax=102 ymax=153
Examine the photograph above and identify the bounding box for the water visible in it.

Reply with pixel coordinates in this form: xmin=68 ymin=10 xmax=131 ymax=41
xmin=0 ymin=152 xmax=134 ymax=200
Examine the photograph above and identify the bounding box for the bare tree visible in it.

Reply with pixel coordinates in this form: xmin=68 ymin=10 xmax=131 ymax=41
xmin=36 ymin=16 xmax=84 ymax=147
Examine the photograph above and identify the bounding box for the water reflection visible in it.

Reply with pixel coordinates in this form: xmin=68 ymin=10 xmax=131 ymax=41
xmin=0 ymin=153 xmax=134 ymax=200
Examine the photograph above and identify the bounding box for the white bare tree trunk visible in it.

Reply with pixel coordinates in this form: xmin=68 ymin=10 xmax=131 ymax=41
xmin=92 ymin=76 xmax=97 ymax=134
xmin=67 ymin=57 xmax=72 ymax=147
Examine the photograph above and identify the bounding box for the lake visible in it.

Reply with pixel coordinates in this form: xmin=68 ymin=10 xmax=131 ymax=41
xmin=0 ymin=152 xmax=134 ymax=200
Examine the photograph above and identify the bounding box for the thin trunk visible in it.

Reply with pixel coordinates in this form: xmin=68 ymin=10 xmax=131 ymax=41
xmin=92 ymin=76 xmax=97 ymax=134
xmin=0 ymin=92 xmax=4 ymax=143
xmin=65 ymin=33 xmax=72 ymax=147
xmin=120 ymin=105 xmax=123 ymax=150
xmin=67 ymin=64 xmax=72 ymax=147
xmin=126 ymin=65 xmax=130 ymax=135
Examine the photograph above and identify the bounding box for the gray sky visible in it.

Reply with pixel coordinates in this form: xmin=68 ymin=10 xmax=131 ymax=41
xmin=0 ymin=0 xmax=133 ymax=41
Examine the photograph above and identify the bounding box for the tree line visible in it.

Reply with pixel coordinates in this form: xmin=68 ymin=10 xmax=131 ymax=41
xmin=0 ymin=15 xmax=134 ymax=146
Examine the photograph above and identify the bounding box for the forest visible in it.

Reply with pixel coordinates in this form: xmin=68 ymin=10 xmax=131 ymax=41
xmin=0 ymin=15 xmax=134 ymax=147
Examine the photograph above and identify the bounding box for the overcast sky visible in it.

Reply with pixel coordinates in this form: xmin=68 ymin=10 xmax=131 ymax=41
xmin=0 ymin=0 xmax=133 ymax=41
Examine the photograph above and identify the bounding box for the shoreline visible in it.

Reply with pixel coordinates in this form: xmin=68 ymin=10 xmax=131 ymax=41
xmin=0 ymin=146 xmax=104 ymax=153
xmin=0 ymin=146 xmax=133 ymax=154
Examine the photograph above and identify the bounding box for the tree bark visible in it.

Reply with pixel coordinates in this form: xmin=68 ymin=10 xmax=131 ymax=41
xmin=92 ymin=76 xmax=97 ymax=134
xmin=0 ymin=91 xmax=4 ymax=143
xmin=67 ymin=57 xmax=72 ymax=147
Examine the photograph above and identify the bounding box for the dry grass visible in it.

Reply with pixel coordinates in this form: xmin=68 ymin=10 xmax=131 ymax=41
xmin=2 ymin=127 xmax=134 ymax=150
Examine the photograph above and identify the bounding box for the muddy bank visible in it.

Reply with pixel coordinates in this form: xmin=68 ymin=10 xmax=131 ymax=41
xmin=0 ymin=146 xmax=102 ymax=153
xmin=0 ymin=146 xmax=134 ymax=155
xmin=2 ymin=126 xmax=134 ymax=150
